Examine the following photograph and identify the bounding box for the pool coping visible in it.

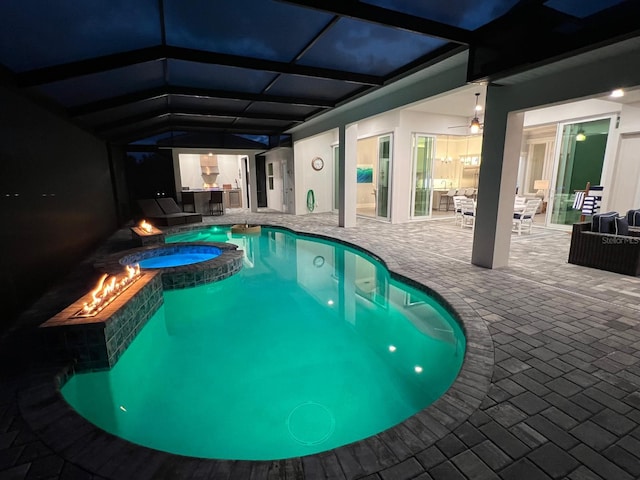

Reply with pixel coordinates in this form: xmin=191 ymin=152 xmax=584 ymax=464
xmin=18 ymin=225 xmax=494 ymax=479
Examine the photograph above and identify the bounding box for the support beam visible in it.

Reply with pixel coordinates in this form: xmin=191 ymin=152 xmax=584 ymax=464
xmin=471 ymin=85 xmax=522 ymax=269
xmin=18 ymin=46 xmax=383 ymax=87
xmin=70 ymin=87 xmax=333 ymax=117
xmin=278 ymin=0 xmax=471 ymax=44
xmin=95 ymin=109 xmax=304 ymax=134
xmin=338 ymin=124 xmax=357 ymax=227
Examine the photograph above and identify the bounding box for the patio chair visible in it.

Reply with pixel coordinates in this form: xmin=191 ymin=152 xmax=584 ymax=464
xmin=514 ymin=196 xmax=528 ymax=212
xmin=156 ymin=197 xmax=202 ymax=224
xmin=452 ymin=195 xmax=467 ymax=226
xmin=460 ymin=198 xmax=476 ymax=229
xmin=512 ymin=198 xmax=541 ymax=235
xmin=137 ymin=199 xmax=186 ymax=226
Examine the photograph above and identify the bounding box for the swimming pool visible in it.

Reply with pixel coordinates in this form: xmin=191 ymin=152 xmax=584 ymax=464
xmin=62 ymin=227 xmax=465 ymax=460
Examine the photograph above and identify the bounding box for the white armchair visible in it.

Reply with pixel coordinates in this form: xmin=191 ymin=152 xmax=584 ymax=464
xmin=513 ymin=198 xmax=542 ymax=235
xmin=515 ymin=195 xmax=543 ymax=214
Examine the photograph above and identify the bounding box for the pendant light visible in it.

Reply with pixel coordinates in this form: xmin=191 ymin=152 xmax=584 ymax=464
xmin=470 ymin=93 xmax=482 ymax=134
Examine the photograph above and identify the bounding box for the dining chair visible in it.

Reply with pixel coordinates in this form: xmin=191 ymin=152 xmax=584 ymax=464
xmin=460 ymin=198 xmax=476 ymax=229
xmin=452 ymin=195 xmax=467 ymax=226
xmin=512 ymin=198 xmax=541 ymax=235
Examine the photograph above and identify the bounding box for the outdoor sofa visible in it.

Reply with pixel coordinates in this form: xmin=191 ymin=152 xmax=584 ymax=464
xmin=568 ymin=209 xmax=640 ymax=276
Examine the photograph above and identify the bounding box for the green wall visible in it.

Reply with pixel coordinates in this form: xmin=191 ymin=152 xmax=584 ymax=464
xmin=569 ymin=134 xmax=607 ymax=192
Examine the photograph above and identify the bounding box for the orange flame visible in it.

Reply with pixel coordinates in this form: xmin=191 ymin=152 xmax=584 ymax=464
xmin=79 ymin=264 xmax=141 ymax=317
xmin=139 ymin=220 xmax=154 ymax=233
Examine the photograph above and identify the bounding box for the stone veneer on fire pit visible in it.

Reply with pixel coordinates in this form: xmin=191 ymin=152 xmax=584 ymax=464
xmin=100 ymin=241 xmax=244 ymax=290
xmin=41 ymin=271 xmax=163 ymax=372
xmin=42 ymin=242 xmax=244 ymax=372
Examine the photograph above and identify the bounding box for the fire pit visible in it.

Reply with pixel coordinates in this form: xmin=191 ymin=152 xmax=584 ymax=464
xmin=42 ymin=243 xmax=244 ymax=371
xmin=130 ymin=219 xmax=164 ymax=246
xmin=41 ymin=269 xmax=163 ymax=371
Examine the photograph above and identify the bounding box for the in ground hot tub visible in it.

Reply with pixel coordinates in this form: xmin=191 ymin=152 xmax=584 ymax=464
xmin=98 ymin=242 xmax=244 ymax=291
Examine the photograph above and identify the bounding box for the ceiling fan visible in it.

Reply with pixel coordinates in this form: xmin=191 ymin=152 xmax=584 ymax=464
xmin=449 ymin=92 xmax=483 ymax=133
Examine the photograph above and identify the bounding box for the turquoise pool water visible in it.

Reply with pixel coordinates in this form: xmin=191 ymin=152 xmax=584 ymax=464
xmin=138 ymin=252 xmax=218 ymax=268
xmin=62 ymin=227 xmax=465 ymax=460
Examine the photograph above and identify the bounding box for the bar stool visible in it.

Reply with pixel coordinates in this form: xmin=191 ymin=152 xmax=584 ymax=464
xmin=438 ymin=189 xmax=457 ymax=211
xmin=182 ymin=192 xmax=196 ymax=212
xmin=209 ymin=190 xmax=224 ymax=215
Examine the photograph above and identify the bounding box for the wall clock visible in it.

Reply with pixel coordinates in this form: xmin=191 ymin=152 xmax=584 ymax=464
xmin=311 ymin=156 xmax=324 ymax=171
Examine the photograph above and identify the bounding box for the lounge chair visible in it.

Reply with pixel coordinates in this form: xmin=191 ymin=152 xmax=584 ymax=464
xmin=156 ymin=197 xmax=202 ymax=224
xmin=137 ymin=199 xmax=187 ymax=226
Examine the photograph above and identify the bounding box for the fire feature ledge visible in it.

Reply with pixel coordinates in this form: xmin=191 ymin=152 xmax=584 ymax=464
xmin=41 ymin=271 xmax=163 ymax=372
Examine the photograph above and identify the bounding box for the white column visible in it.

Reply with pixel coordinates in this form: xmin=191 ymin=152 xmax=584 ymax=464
xmin=248 ymin=155 xmax=258 ymax=213
xmin=339 ymin=124 xmax=357 ymax=227
xmin=472 ymin=86 xmax=523 ymax=269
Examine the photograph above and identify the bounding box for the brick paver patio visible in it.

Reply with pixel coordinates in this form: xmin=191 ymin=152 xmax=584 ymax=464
xmin=1 ymin=212 xmax=639 ymax=480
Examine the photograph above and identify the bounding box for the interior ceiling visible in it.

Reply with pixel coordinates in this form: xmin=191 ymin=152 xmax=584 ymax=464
xmin=0 ymin=0 xmax=638 ymax=147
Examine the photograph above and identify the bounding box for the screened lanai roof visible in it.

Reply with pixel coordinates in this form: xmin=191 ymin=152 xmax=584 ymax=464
xmin=0 ymin=0 xmax=637 ymax=147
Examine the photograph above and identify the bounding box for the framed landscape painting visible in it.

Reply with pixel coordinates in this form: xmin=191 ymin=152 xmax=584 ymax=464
xmin=357 ymin=165 xmax=373 ymax=183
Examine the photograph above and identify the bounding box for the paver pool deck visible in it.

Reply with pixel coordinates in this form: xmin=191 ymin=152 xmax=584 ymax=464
xmin=1 ymin=212 xmax=639 ymax=480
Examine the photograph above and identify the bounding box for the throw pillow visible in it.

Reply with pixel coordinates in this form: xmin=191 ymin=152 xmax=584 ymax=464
xmin=615 ymin=216 xmax=629 ymax=236
xmin=592 ymin=211 xmax=618 ymax=233
xmin=626 ymin=209 xmax=640 ymax=226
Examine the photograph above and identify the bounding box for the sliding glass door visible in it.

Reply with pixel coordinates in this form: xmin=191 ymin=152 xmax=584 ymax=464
xmin=356 ymin=134 xmax=393 ymax=220
xmin=549 ymin=117 xmax=611 ymax=226
xmin=332 ymin=144 xmax=340 ymax=212
xmin=411 ymin=134 xmax=435 ymax=218
xmin=376 ymin=135 xmax=392 ymax=220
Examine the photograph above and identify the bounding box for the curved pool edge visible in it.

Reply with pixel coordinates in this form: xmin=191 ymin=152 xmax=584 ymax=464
xmin=19 ymin=226 xmax=494 ymax=479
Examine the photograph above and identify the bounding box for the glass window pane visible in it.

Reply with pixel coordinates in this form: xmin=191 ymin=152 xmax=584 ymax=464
xmin=165 ymin=0 xmax=333 ymax=62
xmin=362 ymin=0 xmax=522 ymax=30
xmin=377 ymin=135 xmax=391 ymax=218
xmin=413 ymin=135 xmax=434 ymax=217
xmin=298 ymin=18 xmax=446 ymax=76
xmin=526 ymin=144 xmax=546 ymax=194
xmin=235 ymin=134 xmax=270 ymax=147
xmin=0 ymin=0 xmax=161 ymax=72
xmin=36 ymin=61 xmax=165 ymax=107
xmin=550 ymin=118 xmax=611 ymax=226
